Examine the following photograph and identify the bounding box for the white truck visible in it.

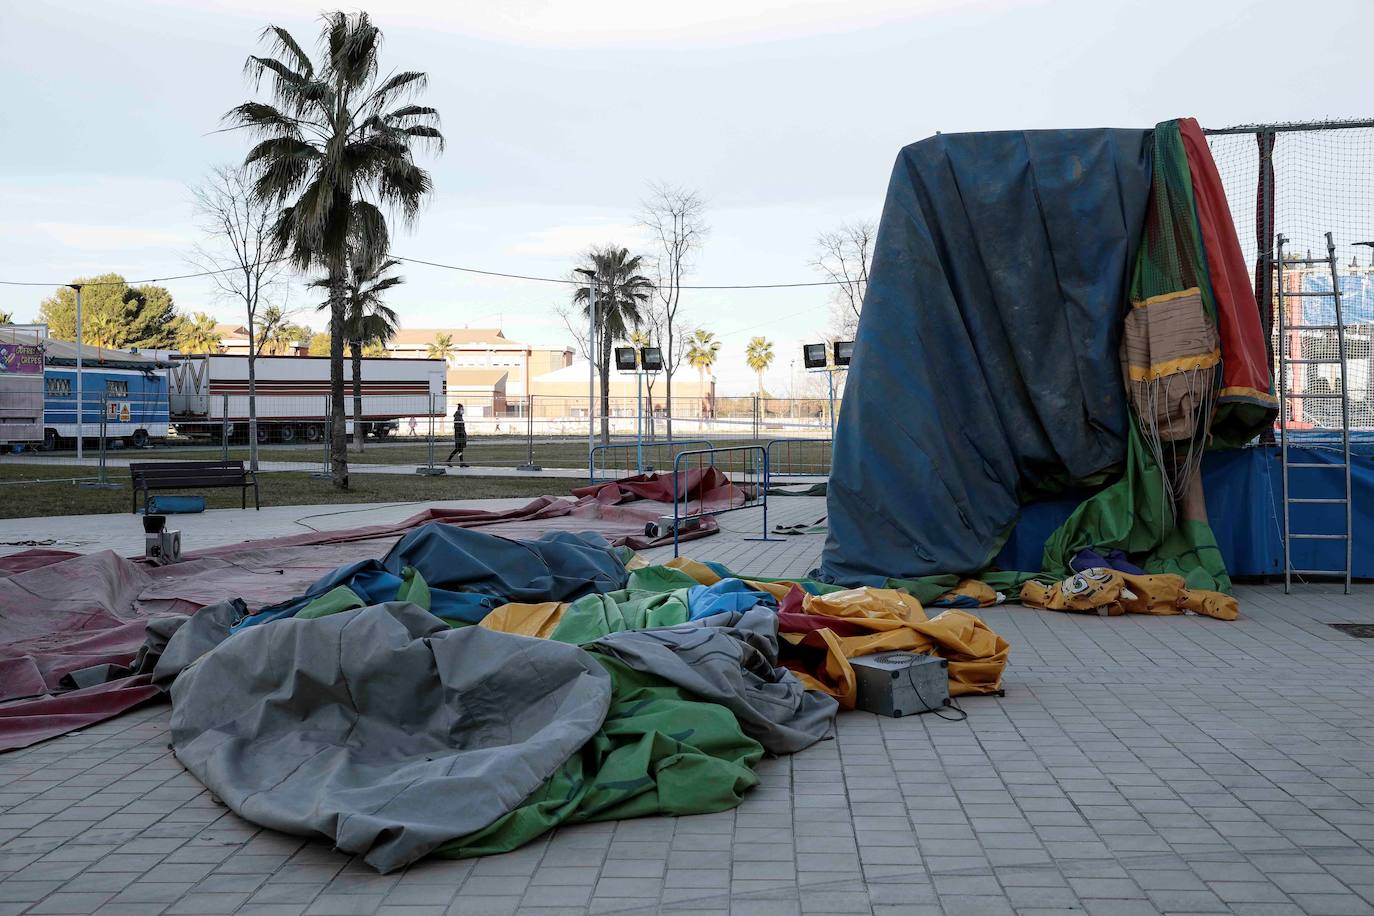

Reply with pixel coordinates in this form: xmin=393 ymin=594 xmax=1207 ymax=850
xmin=168 ymin=354 xmax=447 ymax=444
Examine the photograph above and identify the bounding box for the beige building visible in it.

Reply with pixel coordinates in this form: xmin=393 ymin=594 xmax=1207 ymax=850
xmin=386 ymin=328 xmax=572 ymax=400
xmin=528 ymin=362 xmax=713 ymax=417
xmin=211 ymin=322 xmax=307 ymax=356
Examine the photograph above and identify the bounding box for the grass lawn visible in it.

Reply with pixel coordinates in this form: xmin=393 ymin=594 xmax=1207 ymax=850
xmin=0 ymin=464 xmax=574 ymax=519
xmin=40 ymin=436 xmax=833 ymax=474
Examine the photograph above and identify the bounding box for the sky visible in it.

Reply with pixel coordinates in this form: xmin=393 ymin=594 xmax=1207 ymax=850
xmin=2 ymin=0 xmax=1372 ymax=394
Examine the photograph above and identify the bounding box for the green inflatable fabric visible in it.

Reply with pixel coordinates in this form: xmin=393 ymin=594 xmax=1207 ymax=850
xmin=436 ymin=656 xmax=763 ymax=858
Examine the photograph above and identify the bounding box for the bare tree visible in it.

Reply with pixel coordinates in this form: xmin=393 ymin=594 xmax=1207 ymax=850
xmin=189 ymin=165 xmax=286 ymax=471
xmin=812 ymin=220 xmax=875 ymax=339
xmin=640 ymin=183 xmax=708 ymax=439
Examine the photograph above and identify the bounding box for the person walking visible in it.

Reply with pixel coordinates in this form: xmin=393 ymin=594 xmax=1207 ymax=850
xmin=445 ymin=404 xmax=468 ymax=466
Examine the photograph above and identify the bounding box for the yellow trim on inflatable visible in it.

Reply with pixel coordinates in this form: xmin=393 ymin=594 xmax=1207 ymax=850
xmin=1130 ymin=287 xmax=1203 ymax=309
xmin=1217 ymin=386 xmax=1280 ymax=406
xmin=1126 ymin=349 xmax=1221 ymax=382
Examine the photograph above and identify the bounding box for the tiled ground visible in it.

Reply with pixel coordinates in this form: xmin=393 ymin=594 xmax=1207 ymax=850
xmin=4 ymin=499 xmax=1374 ymax=915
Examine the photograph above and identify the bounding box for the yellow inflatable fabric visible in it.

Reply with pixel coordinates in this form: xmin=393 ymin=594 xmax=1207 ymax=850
xmin=478 ymin=602 xmax=568 ymax=639
xmin=1019 ymin=567 xmax=1238 ymax=621
xmin=782 ymin=588 xmax=1010 ymax=707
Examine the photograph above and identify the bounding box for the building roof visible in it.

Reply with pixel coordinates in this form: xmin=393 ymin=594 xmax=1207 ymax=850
xmin=391 ymin=328 xmax=513 ymax=347
xmin=213 ymin=322 xmax=249 ymax=338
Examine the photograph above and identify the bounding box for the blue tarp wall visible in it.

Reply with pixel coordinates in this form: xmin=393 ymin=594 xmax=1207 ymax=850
xmin=821 ymin=128 xmax=1153 ymax=583
xmin=997 ymin=443 xmax=1373 ymax=579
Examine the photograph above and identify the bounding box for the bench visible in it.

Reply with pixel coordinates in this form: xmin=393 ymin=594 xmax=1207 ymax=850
xmin=129 ymin=460 xmax=259 ymax=514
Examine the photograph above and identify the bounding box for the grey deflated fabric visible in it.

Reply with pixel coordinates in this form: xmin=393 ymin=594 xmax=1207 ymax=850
xmin=168 ymin=602 xmax=612 ymax=873
xmin=588 ymin=607 xmax=837 ymax=754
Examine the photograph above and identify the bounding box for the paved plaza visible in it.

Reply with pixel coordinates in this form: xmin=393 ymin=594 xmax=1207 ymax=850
xmin=3 ymin=497 xmax=1374 ymax=915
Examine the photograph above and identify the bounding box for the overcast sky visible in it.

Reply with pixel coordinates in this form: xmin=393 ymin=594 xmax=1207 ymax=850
xmin=2 ymin=0 xmax=1371 ymax=394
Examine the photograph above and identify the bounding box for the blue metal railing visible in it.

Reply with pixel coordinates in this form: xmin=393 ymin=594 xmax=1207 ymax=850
xmin=671 ymin=445 xmax=774 ymax=556
xmin=589 ymin=438 xmax=713 ymax=483
xmin=764 ymin=438 xmax=831 ymax=478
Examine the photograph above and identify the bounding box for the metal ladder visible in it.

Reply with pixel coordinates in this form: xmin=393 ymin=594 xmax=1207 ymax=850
xmin=1275 ymin=231 xmax=1353 ymax=594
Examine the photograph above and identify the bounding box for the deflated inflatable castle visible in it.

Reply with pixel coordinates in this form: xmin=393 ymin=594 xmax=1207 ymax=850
xmin=819 ymin=118 xmax=1317 ymax=597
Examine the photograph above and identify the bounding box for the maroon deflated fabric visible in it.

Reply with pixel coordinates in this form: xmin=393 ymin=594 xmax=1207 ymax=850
xmin=0 ymin=482 xmax=724 ymax=752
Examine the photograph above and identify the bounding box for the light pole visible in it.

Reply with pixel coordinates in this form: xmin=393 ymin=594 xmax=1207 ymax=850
xmin=70 ymin=284 xmax=83 ymax=459
xmin=803 ymin=340 xmax=853 ymax=440
xmin=575 ymin=267 xmax=597 ymax=480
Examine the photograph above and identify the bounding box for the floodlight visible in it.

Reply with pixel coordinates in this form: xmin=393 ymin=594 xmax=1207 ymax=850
xmin=640 ymin=347 xmax=663 ymax=371
xmin=614 ymin=347 xmax=637 ymax=371
xmin=833 ymin=340 xmax=855 ymax=366
xmin=802 ymin=343 xmax=827 ymax=369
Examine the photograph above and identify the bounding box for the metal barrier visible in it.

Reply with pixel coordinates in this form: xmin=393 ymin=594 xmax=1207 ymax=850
xmin=671 ymin=445 xmax=775 ymax=557
xmin=765 ymin=438 xmax=832 ymax=478
xmin=589 ymin=438 xmax=713 ymax=482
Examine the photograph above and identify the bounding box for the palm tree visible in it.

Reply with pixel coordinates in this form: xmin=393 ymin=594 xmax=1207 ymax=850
xmin=256 ymin=305 xmax=294 ymax=355
xmin=178 ymin=313 xmax=224 ymax=354
xmin=426 ymin=332 xmax=456 ymax=362
xmin=314 ymin=255 xmax=403 ymax=453
xmin=0 ymin=311 xmax=12 ymax=324
xmin=746 ymin=336 xmax=774 ymax=397
xmin=686 ymin=329 xmax=720 ymax=418
xmin=87 ymin=313 xmax=123 ymax=349
xmin=572 ymin=246 xmax=654 ymax=441
xmin=225 ymin=11 xmax=444 ymax=489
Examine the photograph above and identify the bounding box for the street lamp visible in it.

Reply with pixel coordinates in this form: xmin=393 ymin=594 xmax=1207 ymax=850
xmin=803 ymin=340 xmax=853 ymax=440
xmin=575 ymin=267 xmax=597 ymax=480
xmin=614 ymin=346 xmax=661 ymax=472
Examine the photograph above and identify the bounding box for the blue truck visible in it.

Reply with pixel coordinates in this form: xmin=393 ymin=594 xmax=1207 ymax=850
xmin=41 ymin=364 xmax=170 ymax=450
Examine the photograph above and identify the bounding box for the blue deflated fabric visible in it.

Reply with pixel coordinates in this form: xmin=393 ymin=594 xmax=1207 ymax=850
xmin=820 ymin=128 xmax=1154 ymax=584
xmin=238 ymin=524 xmax=630 ymax=630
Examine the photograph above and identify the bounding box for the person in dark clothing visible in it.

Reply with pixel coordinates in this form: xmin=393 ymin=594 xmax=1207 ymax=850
xmin=445 ymin=404 xmax=468 ymax=466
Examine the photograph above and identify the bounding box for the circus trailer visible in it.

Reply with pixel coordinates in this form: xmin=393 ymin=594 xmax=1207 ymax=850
xmin=0 ymin=337 xmax=45 ymax=449
xmin=168 ymin=354 xmax=447 ymax=444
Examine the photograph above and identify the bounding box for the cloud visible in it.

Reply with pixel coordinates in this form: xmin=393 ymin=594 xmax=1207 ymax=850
xmin=506 ymin=221 xmax=650 ymax=259
xmin=35 ymin=222 xmax=187 ymax=252
xmin=152 ymin=0 xmax=1001 ymax=48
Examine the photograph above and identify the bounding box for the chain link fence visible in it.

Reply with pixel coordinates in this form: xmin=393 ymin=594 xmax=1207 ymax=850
xmin=1 ymin=389 xmax=838 ymax=486
xmin=1206 ymin=120 xmax=1374 ymax=432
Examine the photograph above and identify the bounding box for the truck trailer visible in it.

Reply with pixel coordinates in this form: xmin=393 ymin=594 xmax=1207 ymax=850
xmin=168 ymin=354 xmax=447 ymax=443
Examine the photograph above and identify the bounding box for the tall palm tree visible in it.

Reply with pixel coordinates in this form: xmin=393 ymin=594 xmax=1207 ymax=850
xmin=572 ymin=246 xmax=654 ymax=441
xmin=686 ymin=328 xmax=720 ymax=418
xmin=426 ymin=332 xmax=456 ymax=362
xmin=178 ymin=313 xmax=224 ymax=354
xmin=0 ymin=311 xmax=12 ymax=324
xmin=87 ymin=313 xmax=123 ymax=349
xmin=314 ymin=255 xmax=403 ymax=453
xmin=746 ymin=336 xmax=774 ymax=397
xmin=225 ymin=11 xmax=444 ymax=489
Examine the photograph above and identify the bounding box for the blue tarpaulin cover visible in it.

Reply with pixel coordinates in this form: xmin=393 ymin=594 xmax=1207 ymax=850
xmin=821 ymin=129 xmax=1154 ymax=583
xmin=997 ymin=443 xmax=1374 ymax=579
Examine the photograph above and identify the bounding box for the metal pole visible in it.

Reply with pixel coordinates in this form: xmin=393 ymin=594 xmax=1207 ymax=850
xmin=98 ymin=395 xmax=108 ymax=484
xmin=827 ymin=370 xmax=837 ymax=441
xmin=517 ymin=393 xmax=541 ymax=471
xmin=221 ymin=393 xmax=229 ymax=461
xmin=587 ymin=276 xmax=597 ymax=481
xmin=636 ymin=368 xmax=644 ymax=472
xmin=73 ymin=285 xmax=83 ymax=460
xmin=1277 ymin=234 xmax=1291 ymax=593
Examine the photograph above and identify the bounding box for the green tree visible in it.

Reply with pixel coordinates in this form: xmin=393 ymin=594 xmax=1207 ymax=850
xmin=313 ymin=255 xmax=403 ymax=452
xmin=308 ymin=332 xmax=332 ymax=356
xmin=37 ymin=274 xmax=181 ymax=348
xmin=426 ymin=332 xmax=456 ymax=362
xmin=572 ymin=246 xmax=653 ymax=441
xmin=177 ymin=312 xmax=224 ymax=354
xmin=746 ymin=336 xmax=774 ymax=397
xmin=226 ymin=11 xmax=444 ymax=489
xmin=686 ymin=328 xmax=721 ymax=417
